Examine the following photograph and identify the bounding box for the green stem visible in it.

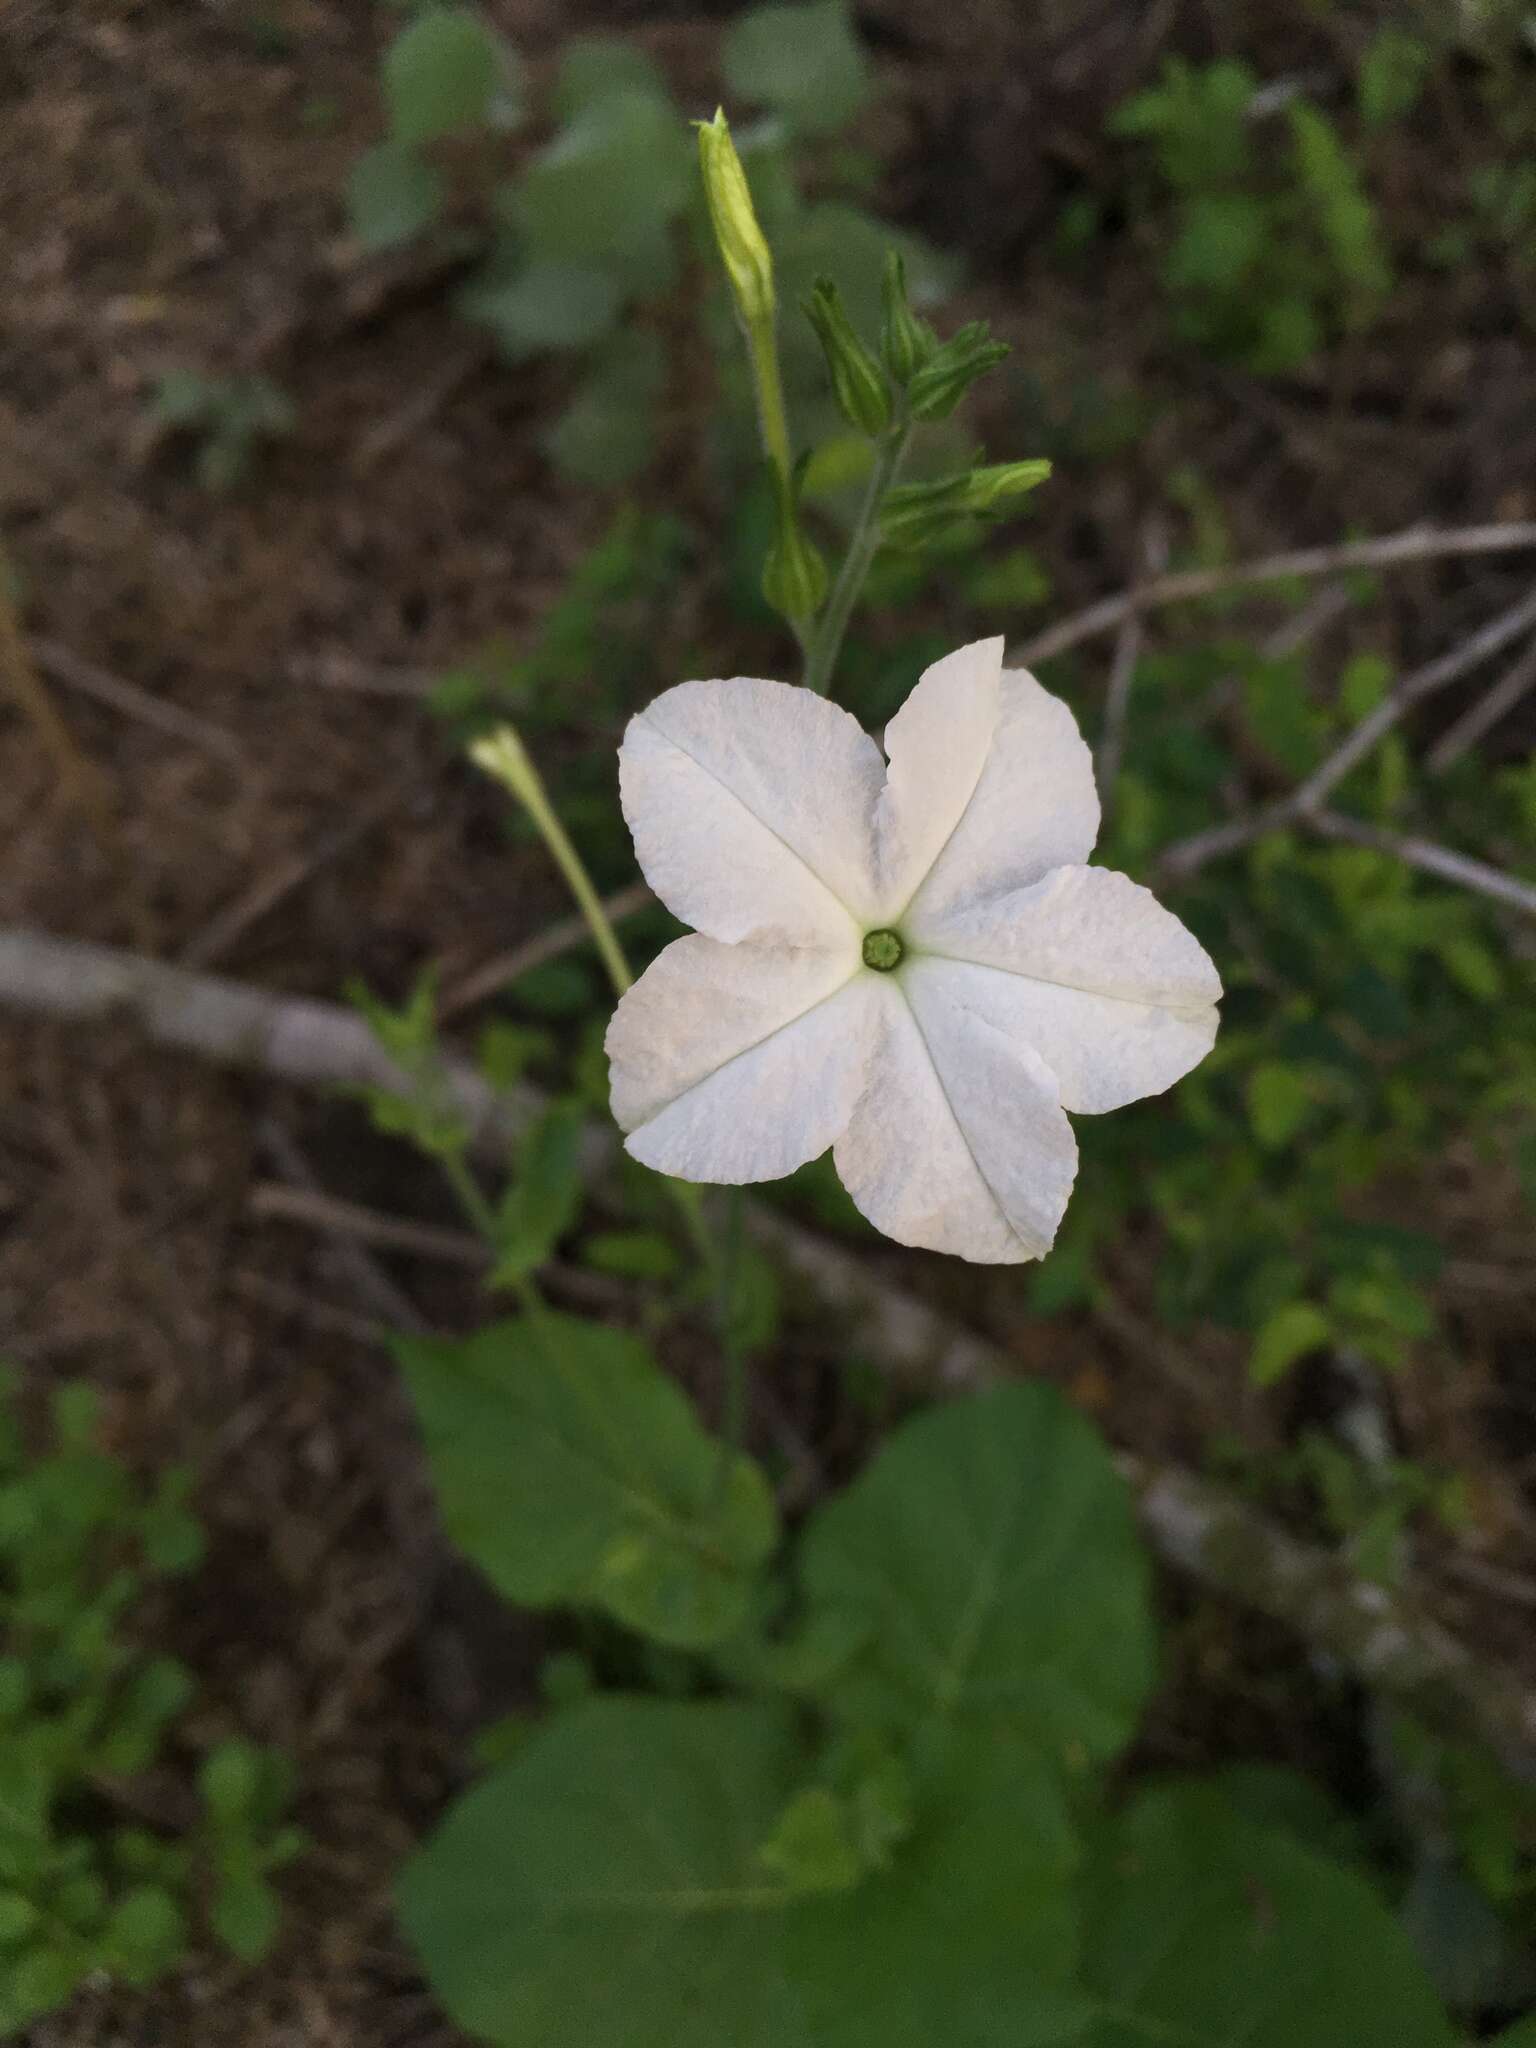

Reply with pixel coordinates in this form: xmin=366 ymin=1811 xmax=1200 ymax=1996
xmin=439 ymin=1146 xmax=500 ymax=1246
xmin=801 ymin=420 xmax=912 ymax=698
xmin=746 ymin=316 xmax=794 ymax=493
xmin=516 ymin=782 xmax=633 ymax=999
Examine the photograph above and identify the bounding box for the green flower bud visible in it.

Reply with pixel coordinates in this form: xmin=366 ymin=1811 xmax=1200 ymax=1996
xmin=696 ymin=109 xmax=775 ymax=330
xmin=906 ymin=322 xmax=1011 ymax=421
xmin=879 ymin=250 xmax=936 ymax=385
xmin=880 ymin=459 xmax=1051 ymax=548
xmin=803 ymin=278 xmax=891 ymax=438
xmin=761 ymin=479 xmax=828 ymax=630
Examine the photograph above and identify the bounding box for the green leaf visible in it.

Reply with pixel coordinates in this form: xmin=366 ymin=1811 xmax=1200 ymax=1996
xmin=199 ymin=1737 xmax=265 ymax=1827
xmin=551 ymin=36 xmax=669 ymax=121
xmin=487 ymin=1101 xmax=587 ymax=1287
xmin=797 ymin=1384 xmax=1154 ymax=1762
xmin=395 ymin=1315 xmax=778 ymax=1647
xmin=100 ymin=1885 xmax=186 ymax=1986
xmin=460 ymin=259 xmax=623 ymax=356
xmin=544 ymin=332 xmax=666 ymax=485
xmin=346 ymin=142 xmax=446 ymax=251
xmin=383 ymin=7 xmax=520 ymax=144
xmin=581 ymin=1230 xmax=680 ymax=1284
xmin=399 ymin=1698 xmax=809 ymax=2048
xmin=1491 ymin=2021 xmax=1536 ymax=2047
xmin=511 ymin=91 xmax=691 ymax=289
xmin=211 ymin=1855 xmax=282 ymax=1963
xmin=722 ymin=1 xmax=871 ymax=136
xmin=1359 ymin=28 xmax=1434 ymax=131
xmin=784 ymin=1743 xmax=1087 ymax=2048
xmin=399 ymin=1697 xmax=1089 ymax=2048
xmin=1081 ymin=1782 xmax=1457 ymax=2046
xmin=0 ymin=1890 xmax=38 ymax=1942
xmin=1245 ymin=1060 xmax=1315 ymax=1149
xmin=1250 ymin=1301 xmax=1332 ymax=1387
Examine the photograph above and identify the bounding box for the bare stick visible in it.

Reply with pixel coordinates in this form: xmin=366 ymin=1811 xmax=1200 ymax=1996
xmin=1158 ymin=585 xmax=1536 ymax=880
xmin=251 ymin=1180 xmax=488 ymax=1271
xmin=1012 ymin=522 xmax=1536 ymax=668
xmin=258 ymin=1120 xmax=427 ymax=1334
xmin=439 ymin=880 xmax=656 ymax=1022
xmin=180 ymin=771 xmax=413 ymax=969
xmin=1307 ymin=811 xmax=1536 ymax=917
xmin=32 ymin=637 xmax=247 ymax=772
xmin=2 ymin=921 xmax=1534 ymax=1766
xmin=1427 ymin=633 xmax=1536 ymax=773
xmin=0 ymin=585 xmax=115 ymax=831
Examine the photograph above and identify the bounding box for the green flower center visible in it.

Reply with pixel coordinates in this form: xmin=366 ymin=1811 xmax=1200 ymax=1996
xmin=861 ymin=928 xmax=904 ymax=972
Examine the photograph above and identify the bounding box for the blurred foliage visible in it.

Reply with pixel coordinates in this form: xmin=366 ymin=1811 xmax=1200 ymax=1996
xmin=0 ymin=1371 xmax=302 ymax=2033
xmin=345 ymin=0 xmax=953 ymax=487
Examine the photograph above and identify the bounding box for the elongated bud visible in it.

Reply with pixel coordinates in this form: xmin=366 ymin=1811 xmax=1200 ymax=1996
xmin=804 ymin=278 xmax=891 ymax=438
xmin=880 ymin=250 xmax=935 ymax=385
xmin=762 ymin=477 xmax=828 ymax=630
xmin=696 ymin=109 xmax=775 ymax=330
xmin=907 ymin=322 xmax=1011 ymax=421
xmin=470 ymin=724 xmax=539 ymax=803
xmin=880 ymin=459 xmax=1051 ymax=548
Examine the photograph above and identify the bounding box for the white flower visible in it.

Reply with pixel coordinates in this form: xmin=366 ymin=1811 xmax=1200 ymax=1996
xmin=605 ymin=637 xmax=1220 ymax=1264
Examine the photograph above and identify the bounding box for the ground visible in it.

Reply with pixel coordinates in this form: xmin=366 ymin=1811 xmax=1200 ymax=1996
xmin=3 ymin=2 xmax=1535 ymax=2041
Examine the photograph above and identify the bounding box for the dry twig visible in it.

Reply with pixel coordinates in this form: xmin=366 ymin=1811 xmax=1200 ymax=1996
xmin=1157 ymin=585 xmax=1536 ymax=883
xmin=1012 ymin=521 xmax=1536 ymax=668
xmin=439 ymin=879 xmax=656 ymax=1021
xmin=1427 ymin=633 xmax=1536 ymax=774
xmin=1307 ymin=811 xmax=1536 ymax=918
xmin=32 ymin=636 xmax=247 ymax=773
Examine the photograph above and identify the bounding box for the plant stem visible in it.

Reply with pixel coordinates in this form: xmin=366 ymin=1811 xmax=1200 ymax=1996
xmin=801 ymin=420 xmax=912 ymax=698
xmin=746 ymin=319 xmax=794 ymax=494
xmin=439 ymin=1146 xmax=500 ymax=1246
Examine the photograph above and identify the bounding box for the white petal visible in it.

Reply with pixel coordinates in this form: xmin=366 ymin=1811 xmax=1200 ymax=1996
xmin=605 ymin=934 xmax=876 ymax=1183
xmin=833 ymin=973 xmax=1077 ymax=1264
xmin=619 ymin=677 xmax=884 ymax=947
xmin=900 ymin=665 xmax=1100 ymax=931
xmin=907 ymin=866 xmax=1221 ymax=1113
xmin=873 ymin=637 xmax=1003 ymax=916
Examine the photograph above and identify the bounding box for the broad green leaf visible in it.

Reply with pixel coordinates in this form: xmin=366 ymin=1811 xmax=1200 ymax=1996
xmin=722 ymin=2 xmax=871 ymax=135
xmin=1359 ymin=27 xmax=1433 ymax=129
xmin=487 ymin=1099 xmax=586 ymax=1284
xmin=99 ymin=1884 xmax=186 ymax=1985
xmin=551 ymin=35 xmax=669 ymax=121
xmin=545 ymin=333 xmax=665 ymax=485
xmin=581 ymin=1230 xmax=680 ymax=1283
xmin=1245 ymin=1060 xmax=1314 ymax=1149
xmin=395 ymin=1316 xmax=777 ymax=1646
xmin=399 ymin=1698 xmax=810 ymax=2048
xmin=783 ymin=1742 xmax=1088 ymax=2047
xmin=1249 ymin=1299 xmax=1332 ymax=1387
xmin=461 ymin=260 xmax=622 ymax=357
xmin=511 ymin=92 xmax=691 ymax=289
xmin=210 ymin=1853 xmax=281 ymax=1963
xmin=346 ymin=142 xmax=446 ymax=251
xmin=383 ymin=7 xmax=520 ymax=144
xmin=400 ymin=1696 xmax=1088 ymax=2048
xmin=1491 ymin=2021 xmax=1536 ymax=2046
xmin=797 ymin=1384 xmax=1154 ymax=1763
xmin=1081 ymin=1782 xmax=1458 ymax=2046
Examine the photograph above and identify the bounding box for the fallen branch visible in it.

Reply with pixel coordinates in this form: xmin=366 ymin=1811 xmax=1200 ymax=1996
xmin=439 ymin=879 xmax=656 ymax=1022
xmin=1427 ymin=633 xmax=1536 ymax=773
xmin=32 ymin=637 xmax=248 ymax=774
xmin=1157 ymin=585 xmax=1536 ymax=883
xmin=1307 ymin=811 xmax=1536 ymax=917
xmin=1012 ymin=521 xmax=1536 ymax=668
xmin=2 ymin=924 xmax=1533 ymax=1769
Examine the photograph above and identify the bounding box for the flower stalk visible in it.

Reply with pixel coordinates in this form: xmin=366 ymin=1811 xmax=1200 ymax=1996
xmin=800 ymin=416 xmax=913 ymax=696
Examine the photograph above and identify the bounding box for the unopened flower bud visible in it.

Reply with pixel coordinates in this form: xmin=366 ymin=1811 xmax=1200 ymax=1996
xmin=907 ymin=323 xmax=1011 ymax=421
xmin=696 ymin=109 xmax=775 ymax=331
xmin=880 ymin=249 xmax=936 ymax=386
xmin=762 ymin=481 xmax=828 ymax=630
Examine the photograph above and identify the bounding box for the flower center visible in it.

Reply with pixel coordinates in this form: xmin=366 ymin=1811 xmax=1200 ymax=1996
xmin=861 ymin=928 xmax=904 ymax=972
